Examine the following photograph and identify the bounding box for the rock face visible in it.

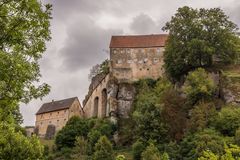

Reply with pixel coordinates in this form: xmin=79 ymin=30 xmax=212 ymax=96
xmin=107 ymin=77 xmax=136 ymax=121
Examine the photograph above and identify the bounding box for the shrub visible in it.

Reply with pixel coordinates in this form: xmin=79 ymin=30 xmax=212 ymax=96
xmin=55 ymin=116 xmax=90 ymax=150
xmin=132 ymin=140 xmax=145 ymax=160
xmin=183 ymin=68 xmax=216 ymax=105
xmin=141 ymin=143 xmax=161 ymax=160
xmin=212 ymin=106 xmax=240 ymax=136
xmin=93 ymin=136 xmax=114 ymax=160
xmin=115 ymin=155 xmax=126 ymax=160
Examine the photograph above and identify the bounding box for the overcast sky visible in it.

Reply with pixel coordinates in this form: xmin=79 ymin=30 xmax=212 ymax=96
xmin=20 ymin=0 xmax=240 ymax=126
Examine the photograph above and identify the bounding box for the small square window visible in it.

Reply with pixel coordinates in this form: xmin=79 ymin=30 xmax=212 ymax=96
xmin=117 ymin=59 xmax=122 ymax=64
xmin=127 ymin=60 xmax=133 ymax=64
xmin=58 ymin=112 xmax=59 ymax=114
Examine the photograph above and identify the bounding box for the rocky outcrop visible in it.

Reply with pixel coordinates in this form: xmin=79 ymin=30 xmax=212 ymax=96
xmin=106 ymin=77 xmax=136 ymax=121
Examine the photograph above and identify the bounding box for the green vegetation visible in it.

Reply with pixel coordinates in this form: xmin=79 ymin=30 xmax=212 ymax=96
xmin=163 ymin=6 xmax=240 ymax=80
xmin=0 ymin=0 xmax=51 ymax=159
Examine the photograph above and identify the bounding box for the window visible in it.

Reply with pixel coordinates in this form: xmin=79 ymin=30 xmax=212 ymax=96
xmin=40 ymin=122 xmax=43 ymax=125
xmin=127 ymin=60 xmax=133 ymax=64
xmin=64 ymin=110 xmax=67 ymax=113
xmin=153 ymin=58 xmax=159 ymax=63
xmin=58 ymin=111 xmax=59 ymax=114
xmin=50 ymin=113 xmax=52 ymax=116
xmin=143 ymin=58 xmax=148 ymax=63
xmin=117 ymin=59 xmax=122 ymax=64
xmin=49 ymin=121 xmax=51 ymax=124
xmin=64 ymin=119 xmax=66 ymax=121
xmin=57 ymin=120 xmax=59 ymax=122
xmin=147 ymin=68 xmax=150 ymax=71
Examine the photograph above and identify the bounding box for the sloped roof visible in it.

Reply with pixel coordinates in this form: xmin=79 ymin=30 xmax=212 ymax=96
xmin=109 ymin=34 xmax=168 ymax=48
xmin=36 ymin=97 xmax=78 ymax=115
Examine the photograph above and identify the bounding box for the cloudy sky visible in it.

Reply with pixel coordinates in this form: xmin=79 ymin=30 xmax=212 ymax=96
xmin=20 ymin=0 xmax=240 ymax=126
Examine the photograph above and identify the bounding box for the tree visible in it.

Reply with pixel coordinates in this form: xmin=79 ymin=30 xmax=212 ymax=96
xmin=188 ymin=102 xmax=217 ymax=133
xmin=141 ymin=143 xmax=161 ymax=160
xmin=198 ymin=144 xmax=240 ymax=160
xmin=163 ymin=6 xmax=240 ymax=80
xmin=72 ymin=136 xmax=89 ymax=160
xmin=93 ymin=136 xmax=114 ymax=160
xmin=0 ymin=0 xmax=51 ymax=123
xmin=132 ymin=79 xmax=171 ymax=144
xmin=180 ymin=129 xmax=225 ymax=160
xmin=88 ymin=59 xmax=109 ymax=80
xmin=211 ymin=106 xmax=240 ymax=136
xmin=0 ymin=123 xmax=44 ymax=160
xmin=55 ymin=116 xmax=90 ymax=150
xmin=183 ymin=68 xmax=216 ymax=105
xmin=132 ymin=140 xmax=146 ymax=160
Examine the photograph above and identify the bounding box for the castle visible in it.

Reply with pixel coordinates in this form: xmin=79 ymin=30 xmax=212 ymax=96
xmin=83 ymin=34 xmax=168 ymax=119
xmin=35 ymin=34 xmax=168 ymax=137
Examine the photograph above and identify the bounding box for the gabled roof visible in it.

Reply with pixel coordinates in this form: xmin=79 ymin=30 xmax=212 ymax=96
xmin=109 ymin=34 xmax=168 ymax=48
xmin=36 ymin=97 xmax=79 ymax=115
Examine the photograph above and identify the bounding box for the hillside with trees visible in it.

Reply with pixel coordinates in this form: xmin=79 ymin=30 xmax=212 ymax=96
xmin=43 ymin=6 xmax=240 ymax=160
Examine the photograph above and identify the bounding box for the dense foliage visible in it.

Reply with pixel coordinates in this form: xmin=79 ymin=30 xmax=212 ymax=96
xmin=0 ymin=0 xmax=51 ymax=159
xmin=163 ymin=6 xmax=240 ymax=80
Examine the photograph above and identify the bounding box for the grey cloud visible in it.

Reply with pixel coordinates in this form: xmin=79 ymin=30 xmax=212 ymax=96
xmin=59 ymin=17 xmax=122 ymax=71
xmin=130 ymin=13 xmax=162 ymax=34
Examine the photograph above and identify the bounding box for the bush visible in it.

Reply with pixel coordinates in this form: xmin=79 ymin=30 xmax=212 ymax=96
xmin=180 ymin=129 xmax=225 ymax=160
xmin=212 ymin=106 xmax=240 ymax=136
xmin=141 ymin=143 xmax=161 ymax=160
xmin=55 ymin=116 xmax=90 ymax=150
xmin=132 ymin=140 xmax=145 ymax=160
xmin=87 ymin=130 xmax=102 ymax=154
xmin=0 ymin=123 xmax=44 ymax=160
xmin=93 ymin=136 xmax=114 ymax=160
xmin=183 ymin=68 xmax=216 ymax=105
xmin=115 ymin=155 xmax=126 ymax=160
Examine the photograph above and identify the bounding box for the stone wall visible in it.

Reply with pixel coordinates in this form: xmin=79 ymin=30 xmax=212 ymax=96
xmin=110 ymin=47 xmax=165 ymax=82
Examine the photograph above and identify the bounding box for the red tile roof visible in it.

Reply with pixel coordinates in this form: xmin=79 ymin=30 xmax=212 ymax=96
xmin=36 ymin=97 xmax=79 ymax=115
xmin=109 ymin=34 xmax=168 ymax=48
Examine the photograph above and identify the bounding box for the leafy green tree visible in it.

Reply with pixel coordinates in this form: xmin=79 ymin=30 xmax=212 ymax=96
xmin=133 ymin=79 xmax=171 ymax=144
xmin=72 ymin=136 xmax=89 ymax=160
xmin=93 ymin=136 xmax=114 ymax=160
xmin=164 ymin=141 xmax=181 ymax=160
xmin=184 ymin=68 xmax=216 ymax=105
xmin=188 ymin=102 xmax=217 ymax=133
xmin=0 ymin=123 xmax=44 ymax=160
xmin=87 ymin=130 xmax=102 ymax=154
xmin=88 ymin=59 xmax=109 ymax=80
xmin=180 ymin=129 xmax=225 ymax=160
xmin=198 ymin=144 xmax=240 ymax=160
xmin=55 ymin=116 xmax=90 ymax=150
xmin=0 ymin=0 xmax=52 ymax=123
xmin=132 ymin=140 xmax=146 ymax=160
xmin=141 ymin=143 xmax=161 ymax=160
xmin=211 ymin=106 xmax=240 ymax=136
xmin=163 ymin=6 xmax=240 ymax=80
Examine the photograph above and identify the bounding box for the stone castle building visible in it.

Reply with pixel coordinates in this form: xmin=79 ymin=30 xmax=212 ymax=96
xmin=35 ymin=97 xmax=83 ymax=138
xmin=83 ymin=34 xmax=168 ymax=119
